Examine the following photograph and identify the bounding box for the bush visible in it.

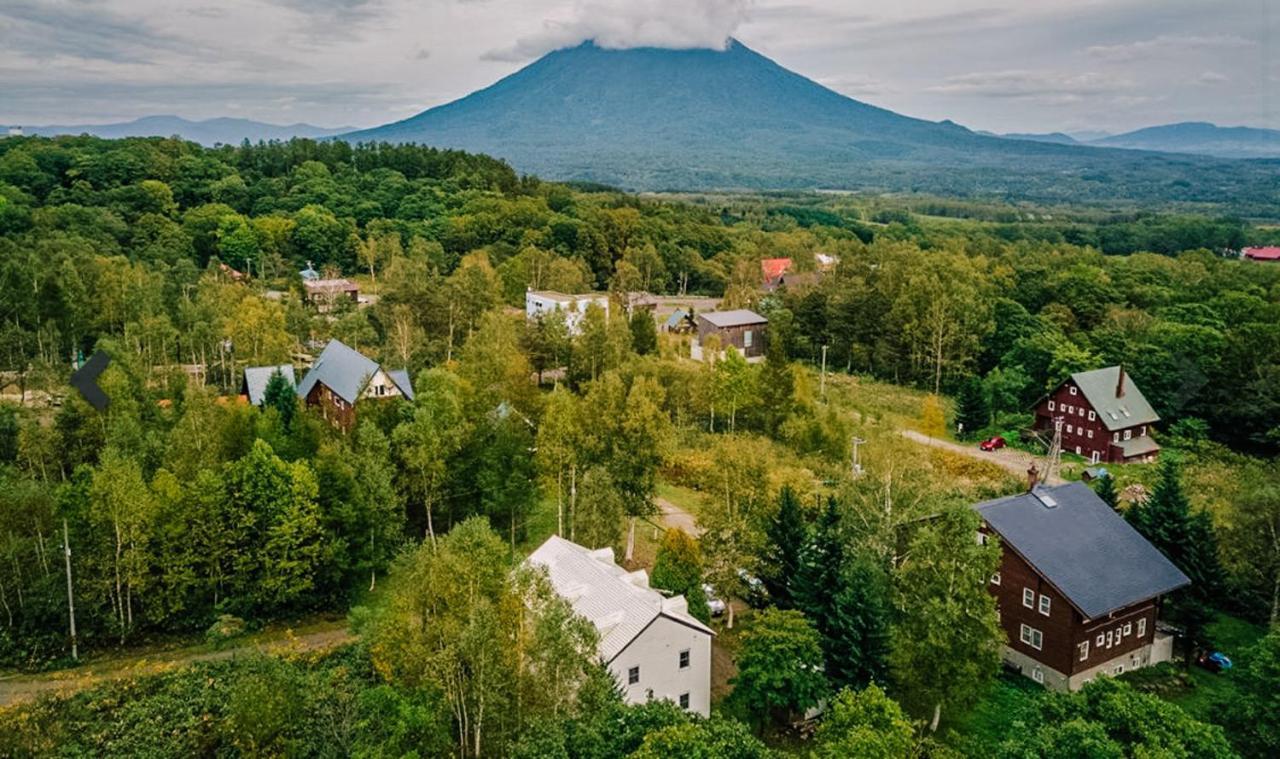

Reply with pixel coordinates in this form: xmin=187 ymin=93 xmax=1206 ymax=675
xmin=205 ymin=614 xmax=247 ymax=646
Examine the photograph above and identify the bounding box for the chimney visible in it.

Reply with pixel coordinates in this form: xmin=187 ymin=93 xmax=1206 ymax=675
xmin=1027 ymin=464 xmax=1040 ymax=492
xmin=1116 ymin=365 xmax=1126 ymax=398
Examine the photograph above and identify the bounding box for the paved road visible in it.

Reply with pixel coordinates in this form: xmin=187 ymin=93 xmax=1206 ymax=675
xmin=0 ymin=625 xmax=353 ymax=708
xmin=899 ymin=430 xmax=1065 ymax=485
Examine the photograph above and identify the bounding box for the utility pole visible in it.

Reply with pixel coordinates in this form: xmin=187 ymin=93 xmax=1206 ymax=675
xmin=820 ymin=344 xmax=829 ymax=400
xmin=63 ymin=519 xmax=77 ymax=661
xmin=851 ymin=436 xmax=866 ymax=478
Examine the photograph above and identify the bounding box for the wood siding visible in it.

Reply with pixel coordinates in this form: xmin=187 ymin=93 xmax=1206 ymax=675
xmin=305 ymin=381 xmax=356 ymax=430
xmin=695 ymin=318 xmax=766 ymax=358
xmin=1033 ymin=379 xmax=1156 ymax=464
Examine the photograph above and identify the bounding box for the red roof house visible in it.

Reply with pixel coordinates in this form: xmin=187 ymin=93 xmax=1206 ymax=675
xmin=1243 ymin=246 xmax=1280 ymax=262
xmin=760 ymin=258 xmax=793 ymax=284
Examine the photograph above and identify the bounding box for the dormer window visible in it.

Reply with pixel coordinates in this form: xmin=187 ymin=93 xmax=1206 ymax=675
xmin=1069 ymin=386 xmax=1078 ymax=395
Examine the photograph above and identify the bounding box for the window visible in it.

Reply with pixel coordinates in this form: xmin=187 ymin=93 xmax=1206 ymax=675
xmin=1097 ymin=633 xmax=1105 ymax=647
xmin=376 ymin=384 xmax=386 ymax=397
xmin=1039 ymin=595 xmax=1051 ymax=616
xmin=1075 ymin=445 xmax=1082 ymax=455
xmin=1089 ymin=410 xmax=1096 ymax=421
xmin=1113 ymin=432 xmax=1120 ymax=442
xmin=1113 ymin=664 xmax=1125 ymax=675
xmin=1140 ymin=425 xmax=1146 ymax=435
xmin=1067 ymin=423 xmax=1074 ymax=434
xmin=1124 ymin=430 xmax=1132 ymax=440
xmin=1088 ymin=429 xmax=1094 ymax=439
xmin=679 ymin=650 xmax=690 ymax=670
xmin=1115 ymin=626 xmax=1123 ymax=641
xmin=991 ymin=571 xmax=1001 ymax=585
xmin=1020 ymin=624 xmax=1044 ymax=650
xmin=743 ymin=329 xmax=753 ymax=348
xmin=628 ymin=666 xmax=640 ymax=685
xmin=1023 ymin=588 xmax=1035 ymax=608
xmin=1048 ymin=400 xmax=1056 ymax=411
xmin=1080 ymin=640 xmax=1090 ymax=661
xmin=1091 ymin=450 xmax=1100 ymax=464
xmin=1123 ymin=622 xmax=1132 ymax=636
xmin=679 ymin=693 xmax=690 ymax=709
xmin=1032 ymin=668 xmax=1044 ymax=684
xmin=1070 ymin=386 xmax=1078 ymax=396
xmin=1066 ymin=404 xmax=1073 ymax=414
xmin=1137 ymin=618 xmax=1146 ymax=637
xmin=1106 ymin=630 xmax=1113 ymax=648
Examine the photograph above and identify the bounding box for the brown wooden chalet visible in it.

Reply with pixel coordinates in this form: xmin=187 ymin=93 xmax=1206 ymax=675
xmin=975 ymin=480 xmax=1189 ymax=691
xmin=694 ymin=309 xmax=767 ymax=361
xmin=296 ymin=340 xmax=413 ymax=429
xmin=1034 ymin=366 xmax=1160 ymax=464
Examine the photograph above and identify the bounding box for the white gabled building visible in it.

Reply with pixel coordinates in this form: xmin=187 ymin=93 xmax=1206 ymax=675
xmin=527 ymin=535 xmax=713 ymax=716
xmin=525 ymin=290 xmax=610 ymax=335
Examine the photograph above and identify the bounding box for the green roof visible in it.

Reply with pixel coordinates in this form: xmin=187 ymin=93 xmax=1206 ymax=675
xmin=1069 ymin=366 xmax=1159 ymax=431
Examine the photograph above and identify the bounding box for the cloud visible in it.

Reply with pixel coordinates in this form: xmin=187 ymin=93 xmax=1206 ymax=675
xmin=1194 ymin=71 xmax=1228 ymax=85
xmin=1086 ymin=34 xmax=1254 ymax=61
xmin=484 ymin=0 xmax=754 ymax=62
xmin=927 ymin=70 xmax=1134 ymax=102
xmin=818 ymin=74 xmax=886 ymax=97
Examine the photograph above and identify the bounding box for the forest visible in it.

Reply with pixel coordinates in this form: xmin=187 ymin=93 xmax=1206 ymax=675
xmin=0 ymin=135 xmax=1279 ymax=757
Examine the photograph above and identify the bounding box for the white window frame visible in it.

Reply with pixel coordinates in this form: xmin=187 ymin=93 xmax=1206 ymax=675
xmin=991 ymin=571 xmax=1001 ymax=585
xmin=1123 ymin=622 xmax=1132 ymax=636
xmin=1020 ymin=624 xmax=1043 ymax=650
xmin=1096 ymin=633 xmax=1105 ymax=647
xmin=1113 ymin=432 xmax=1120 ymax=442
xmin=1067 ymin=423 xmax=1074 ymax=434
xmin=1075 ymin=445 xmax=1082 ymax=455
xmin=1106 ymin=630 xmax=1113 ymax=648
xmin=1124 ymin=429 xmax=1132 ymax=440
xmin=1089 ymin=410 xmax=1096 ymax=421
xmin=1039 ymin=595 xmax=1051 ymax=617
xmin=1091 ymin=450 xmax=1100 ymax=464
xmin=1070 ymin=386 xmax=1078 ymax=396
xmin=743 ymin=329 xmax=753 ymax=348
xmin=1023 ymin=588 xmax=1035 ymax=608
xmin=628 ymin=666 xmax=640 ymax=685
xmin=1137 ymin=618 xmax=1146 ymax=637
xmin=679 ymin=649 xmax=690 ymax=670
xmin=1048 ymin=400 xmax=1055 ymax=411
xmin=1032 ymin=668 xmax=1044 ymax=684
xmin=1088 ymin=429 xmax=1094 ymax=439
xmin=1080 ymin=640 xmax=1090 ymax=661
xmin=1113 ymin=664 xmax=1125 ymax=675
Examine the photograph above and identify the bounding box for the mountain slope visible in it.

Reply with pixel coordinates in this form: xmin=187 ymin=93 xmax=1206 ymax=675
xmin=340 ymin=41 xmax=1278 ymax=211
xmin=1090 ymin=122 xmax=1280 ymax=159
xmin=1000 ymin=132 xmax=1080 ymax=145
xmin=17 ymin=116 xmax=354 ymax=146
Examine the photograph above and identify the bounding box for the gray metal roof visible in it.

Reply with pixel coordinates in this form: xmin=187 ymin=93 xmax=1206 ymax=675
xmin=664 ymin=309 xmax=689 ymax=329
xmin=296 ymin=340 xmax=380 ymax=405
xmin=974 ymin=482 xmax=1189 ymax=619
xmin=1069 ymin=367 xmax=1159 ymax=431
xmin=1117 ymin=435 xmax=1161 ymax=458
xmin=698 ymin=309 xmax=768 ymax=328
xmin=243 ymin=365 xmax=295 ymax=406
xmin=387 ymin=369 xmax=415 ymax=401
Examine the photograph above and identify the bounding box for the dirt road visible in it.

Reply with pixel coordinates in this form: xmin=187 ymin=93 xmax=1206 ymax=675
xmin=899 ymin=430 xmax=1065 ymax=485
xmin=0 ymin=624 xmax=353 ymax=708
xmin=656 ymin=497 xmax=701 ymax=535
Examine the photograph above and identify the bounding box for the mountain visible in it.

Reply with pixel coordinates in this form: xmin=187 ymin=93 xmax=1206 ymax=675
xmin=999 ymin=132 xmax=1079 ymax=145
xmin=15 ymin=116 xmax=355 ymax=146
xmin=1089 ymin=122 xmax=1280 ymax=159
xmin=1068 ymin=130 xmax=1113 ymax=143
xmin=340 ymin=41 xmax=1278 ymax=212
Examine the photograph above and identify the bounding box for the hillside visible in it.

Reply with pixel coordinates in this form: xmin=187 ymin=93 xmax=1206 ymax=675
xmin=339 ymin=41 xmax=1278 ymax=213
xmin=1091 ymin=122 xmax=1280 ymax=159
xmin=15 ymin=115 xmax=354 ymax=146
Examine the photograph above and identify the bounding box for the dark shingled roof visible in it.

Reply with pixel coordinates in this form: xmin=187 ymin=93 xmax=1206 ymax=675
xmin=974 ymin=482 xmax=1189 ymax=619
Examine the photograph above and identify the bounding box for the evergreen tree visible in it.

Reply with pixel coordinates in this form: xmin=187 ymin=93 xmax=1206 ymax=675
xmin=953 ymin=375 xmax=990 ymax=439
xmin=1092 ymin=472 xmax=1119 ymax=510
xmin=757 ymin=335 xmax=795 ymax=437
xmin=1126 ymin=457 xmax=1224 ymax=656
xmin=761 ymin=486 xmax=807 ymax=609
xmin=628 ymin=309 xmax=657 ymax=356
xmin=651 ymin=529 xmax=711 ymax=623
xmin=262 ymin=369 xmax=296 ymax=430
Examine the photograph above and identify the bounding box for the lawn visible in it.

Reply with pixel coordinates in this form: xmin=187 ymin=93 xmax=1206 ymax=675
xmin=945 ymin=671 xmax=1043 ymax=749
xmin=1162 ymin=613 xmax=1267 ymax=720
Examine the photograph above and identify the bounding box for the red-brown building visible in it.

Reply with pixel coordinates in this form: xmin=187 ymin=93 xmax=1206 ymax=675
xmin=296 ymin=340 xmax=413 ymax=429
xmin=1033 ymin=366 xmax=1160 ymax=464
xmin=975 ymin=481 xmax=1189 ymax=691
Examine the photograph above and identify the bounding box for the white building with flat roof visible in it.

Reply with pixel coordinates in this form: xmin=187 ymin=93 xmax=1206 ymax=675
xmin=527 ymin=535 xmax=713 ymax=715
xmin=525 ymin=290 xmax=609 ymax=335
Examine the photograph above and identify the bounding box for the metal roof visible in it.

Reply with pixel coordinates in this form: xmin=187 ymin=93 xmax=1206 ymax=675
xmin=296 ymin=340 xmax=385 ymax=405
xmin=1069 ymin=367 xmax=1159 ymax=431
xmin=974 ymin=482 xmax=1189 ymax=619
xmin=664 ymin=309 xmax=689 ymax=329
xmin=1117 ymin=435 xmax=1160 ymax=458
xmin=243 ymin=364 xmax=295 ymax=406
xmin=528 ymin=535 xmax=712 ymax=662
xmin=698 ymin=309 xmax=768 ymax=328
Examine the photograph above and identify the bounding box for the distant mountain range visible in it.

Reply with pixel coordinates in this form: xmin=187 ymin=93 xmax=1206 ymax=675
xmin=10 ymin=116 xmax=354 ymax=146
xmin=336 ymin=41 xmax=1278 ymax=212
xmin=997 ymin=122 xmax=1280 ymax=159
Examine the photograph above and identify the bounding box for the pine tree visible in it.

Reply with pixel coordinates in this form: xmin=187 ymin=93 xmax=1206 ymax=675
xmin=651 ymin=528 xmax=711 ymax=623
xmin=263 ymin=369 xmax=296 ymax=430
xmin=628 ymin=310 xmax=657 ymax=355
xmin=1092 ymin=473 xmax=1119 ymax=510
xmin=758 ymin=335 xmax=795 ymax=437
xmin=761 ymin=486 xmax=807 ymax=609
xmin=953 ymin=375 xmax=990 ymax=440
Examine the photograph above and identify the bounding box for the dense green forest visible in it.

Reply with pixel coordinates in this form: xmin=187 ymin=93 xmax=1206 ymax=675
xmin=1 ymin=135 xmax=1279 ymax=757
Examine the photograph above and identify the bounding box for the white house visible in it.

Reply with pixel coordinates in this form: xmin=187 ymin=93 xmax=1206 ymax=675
xmin=525 ymin=290 xmax=610 ymax=335
xmin=527 ymin=535 xmax=713 ymax=716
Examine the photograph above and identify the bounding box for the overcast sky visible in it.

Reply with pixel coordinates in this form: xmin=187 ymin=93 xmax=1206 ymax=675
xmin=1 ymin=0 xmax=1275 ymax=134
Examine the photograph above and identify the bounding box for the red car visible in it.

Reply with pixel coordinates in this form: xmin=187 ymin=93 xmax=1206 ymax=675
xmin=980 ymin=436 xmax=1007 ymax=451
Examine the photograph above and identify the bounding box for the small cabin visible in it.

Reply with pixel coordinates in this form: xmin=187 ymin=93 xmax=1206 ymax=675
xmin=694 ymin=310 xmax=768 ymax=361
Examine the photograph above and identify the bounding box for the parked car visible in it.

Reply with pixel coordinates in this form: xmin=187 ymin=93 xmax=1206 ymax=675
xmin=737 ymin=569 xmax=769 ymax=608
xmin=702 ymin=584 xmax=726 ymax=617
xmin=1196 ymin=651 xmax=1233 ymax=673
xmin=980 ymin=436 xmax=1007 ymax=451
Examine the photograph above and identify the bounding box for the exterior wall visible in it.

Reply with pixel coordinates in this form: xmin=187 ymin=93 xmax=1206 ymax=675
xmin=608 ymin=615 xmax=712 ymax=717
xmin=695 ymin=318 xmax=767 ymax=359
xmin=1074 ymin=602 xmax=1158 ymax=676
xmin=359 ymin=368 xmax=405 ymax=400
xmin=525 ymin=292 xmax=609 ymax=335
xmin=305 ymin=382 xmax=356 ymax=430
xmin=987 ymin=540 xmax=1080 ymax=676
xmin=1033 ymin=379 xmax=1157 ymax=464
